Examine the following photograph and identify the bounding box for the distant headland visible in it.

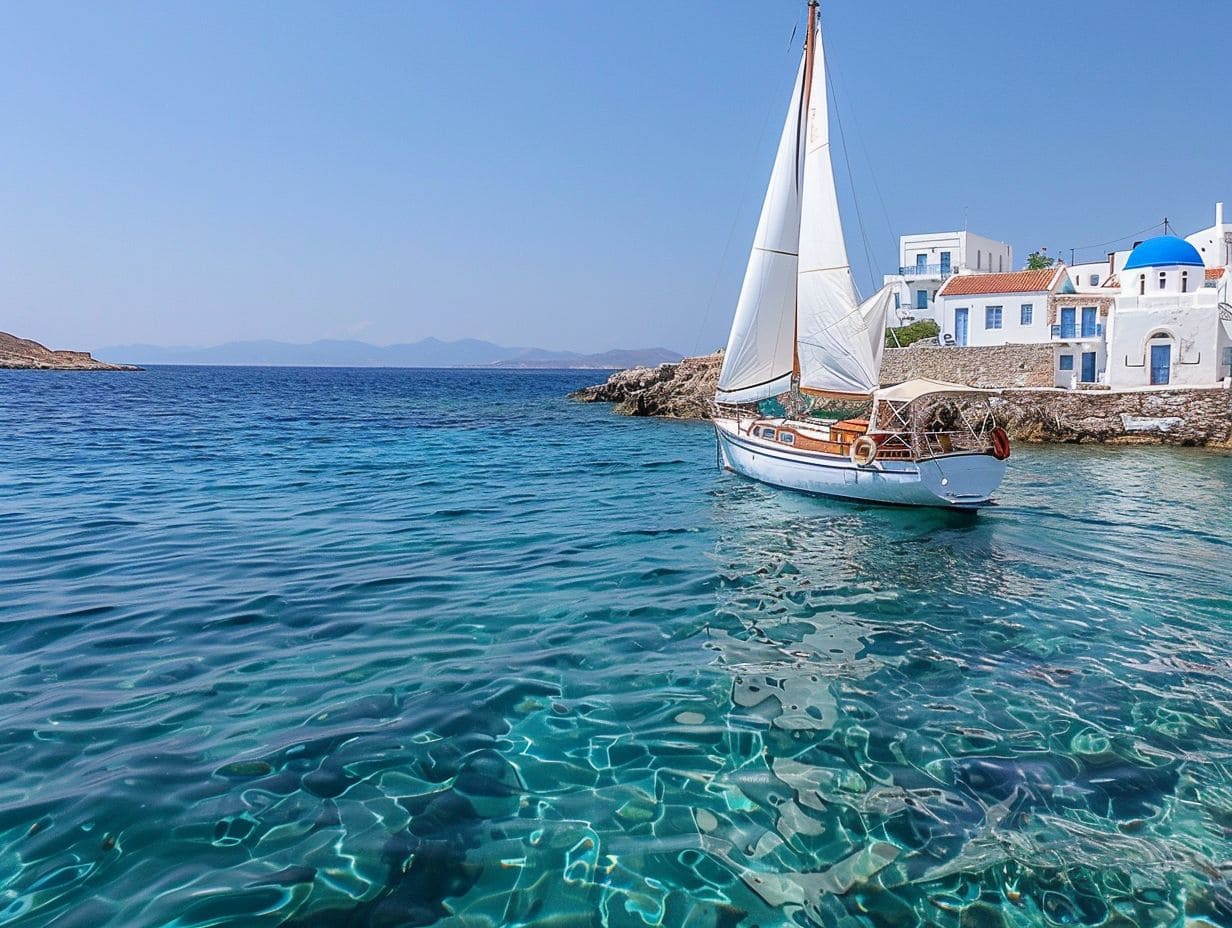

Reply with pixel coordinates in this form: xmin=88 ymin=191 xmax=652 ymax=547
xmin=0 ymin=332 xmax=139 ymax=371
xmin=96 ymin=338 xmax=683 ymax=370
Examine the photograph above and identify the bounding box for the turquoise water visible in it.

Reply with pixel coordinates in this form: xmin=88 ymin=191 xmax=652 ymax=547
xmin=2 ymin=367 xmax=1232 ymax=927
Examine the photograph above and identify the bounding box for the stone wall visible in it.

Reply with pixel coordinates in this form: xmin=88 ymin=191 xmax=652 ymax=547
xmin=881 ymin=343 xmax=1053 ymax=388
xmin=992 ymin=385 xmax=1232 ymax=447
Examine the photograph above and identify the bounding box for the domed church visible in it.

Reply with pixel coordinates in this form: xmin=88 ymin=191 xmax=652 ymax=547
xmin=1102 ymin=229 xmax=1232 ymax=387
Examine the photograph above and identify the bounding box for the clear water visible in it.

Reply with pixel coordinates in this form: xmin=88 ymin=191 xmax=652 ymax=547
xmin=2 ymin=367 xmax=1232 ymax=928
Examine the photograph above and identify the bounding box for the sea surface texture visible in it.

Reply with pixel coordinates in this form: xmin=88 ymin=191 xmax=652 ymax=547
xmin=2 ymin=367 xmax=1232 ymax=928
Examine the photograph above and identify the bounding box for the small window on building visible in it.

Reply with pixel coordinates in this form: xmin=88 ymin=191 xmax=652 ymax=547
xmin=1059 ymin=355 xmax=1074 ymax=371
xmin=894 ymin=291 xmax=901 ymax=310
xmin=985 ymin=306 xmax=1003 ymax=329
xmin=1159 ymin=271 xmax=1167 ymax=290
xmin=998 ymin=254 xmax=1003 ymax=272
xmin=779 ymin=432 xmax=795 ymax=445
xmin=1181 ymin=271 xmax=1189 ymax=292
xmin=1139 ymin=274 xmax=1145 ymax=295
xmin=1224 ymin=346 xmax=1232 ymax=371
xmin=1020 ymin=304 xmax=1033 ymax=325
xmin=1089 ymin=274 xmax=1099 ymax=286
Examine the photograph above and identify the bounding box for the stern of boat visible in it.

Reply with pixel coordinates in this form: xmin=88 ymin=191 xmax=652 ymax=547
xmin=917 ymin=453 xmax=1007 ymax=508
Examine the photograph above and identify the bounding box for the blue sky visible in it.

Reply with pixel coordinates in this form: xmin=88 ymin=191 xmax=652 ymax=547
xmin=3 ymin=1 xmax=1230 ymax=355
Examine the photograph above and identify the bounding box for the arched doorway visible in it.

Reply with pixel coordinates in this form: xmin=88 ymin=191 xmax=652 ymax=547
xmin=1147 ymin=331 xmax=1174 ymax=385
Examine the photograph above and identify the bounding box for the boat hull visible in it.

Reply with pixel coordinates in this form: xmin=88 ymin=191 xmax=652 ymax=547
xmin=714 ymin=418 xmax=1006 ymax=509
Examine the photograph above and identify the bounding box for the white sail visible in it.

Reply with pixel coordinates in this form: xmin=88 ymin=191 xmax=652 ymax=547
xmin=715 ymin=55 xmax=806 ymax=405
xmin=794 ymin=23 xmax=882 ymax=397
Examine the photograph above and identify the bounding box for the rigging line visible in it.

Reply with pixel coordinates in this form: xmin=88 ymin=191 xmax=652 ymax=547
xmin=690 ymin=12 xmax=802 ymax=359
xmin=825 ymin=52 xmax=877 ymax=297
xmin=823 ymin=44 xmax=897 ymax=262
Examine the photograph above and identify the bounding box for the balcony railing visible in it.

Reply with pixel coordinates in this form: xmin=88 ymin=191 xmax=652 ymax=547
xmin=898 ymin=264 xmax=955 ymax=278
xmin=1051 ymin=323 xmax=1104 ymax=340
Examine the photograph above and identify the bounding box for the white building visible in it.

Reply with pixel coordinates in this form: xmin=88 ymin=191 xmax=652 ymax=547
xmin=1103 ymin=234 xmax=1232 ymax=388
xmin=883 ymin=231 xmax=1013 ymax=324
xmin=934 ymin=267 xmax=1072 ymax=348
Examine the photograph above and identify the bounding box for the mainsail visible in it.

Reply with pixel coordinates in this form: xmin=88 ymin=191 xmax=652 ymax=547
xmin=714 ymin=56 xmax=806 ymax=405
xmin=717 ymin=5 xmax=891 ymax=404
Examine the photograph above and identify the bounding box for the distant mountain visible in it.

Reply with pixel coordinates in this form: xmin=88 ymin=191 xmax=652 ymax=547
xmin=95 ymin=338 xmax=683 ymax=370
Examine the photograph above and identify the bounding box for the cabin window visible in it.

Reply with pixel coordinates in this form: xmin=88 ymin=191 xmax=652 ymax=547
xmin=1020 ymin=303 xmax=1033 ymax=325
xmin=779 ymin=433 xmax=795 ymax=445
xmin=985 ymin=306 xmax=1003 ymax=329
xmin=761 ymin=428 xmax=776 ymax=440
xmin=1059 ymin=354 xmax=1074 ymax=371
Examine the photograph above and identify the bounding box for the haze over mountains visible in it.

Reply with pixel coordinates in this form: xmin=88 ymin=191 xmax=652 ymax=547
xmin=96 ymin=338 xmax=684 ymax=369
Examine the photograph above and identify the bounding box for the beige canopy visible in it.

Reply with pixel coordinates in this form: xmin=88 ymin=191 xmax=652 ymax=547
xmin=873 ymin=378 xmax=993 ymax=404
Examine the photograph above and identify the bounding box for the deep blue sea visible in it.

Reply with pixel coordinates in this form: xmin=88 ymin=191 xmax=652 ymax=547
xmin=2 ymin=367 xmax=1232 ymax=928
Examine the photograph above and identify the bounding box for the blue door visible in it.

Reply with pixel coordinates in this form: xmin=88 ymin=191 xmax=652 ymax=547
xmin=1150 ymin=344 xmax=1171 ymax=385
xmin=955 ymin=308 xmax=969 ymax=346
xmin=1081 ymin=307 xmax=1097 ymax=337
xmin=939 ymin=251 xmax=951 ymax=275
xmin=1081 ymin=351 xmax=1096 ymax=383
xmin=1060 ymin=307 xmax=1076 ymax=339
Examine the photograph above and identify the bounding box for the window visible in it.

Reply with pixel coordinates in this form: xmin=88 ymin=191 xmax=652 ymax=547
xmin=779 ymin=433 xmax=795 ymax=445
xmin=1139 ymin=274 xmax=1145 ymax=295
xmin=916 ymin=290 xmax=928 ymax=310
xmin=939 ymin=251 xmax=951 ymax=274
xmin=1181 ymin=271 xmax=1189 ymax=292
xmin=894 ymin=291 xmax=901 ymax=310
xmin=915 ymin=253 xmax=927 ymax=271
xmin=985 ymin=306 xmax=1003 ymax=329
xmin=761 ymin=428 xmax=776 ymax=440
xmin=1159 ymin=271 xmax=1167 ymax=290
xmin=1089 ymin=274 xmax=1100 ymax=286
xmin=1059 ymin=355 xmax=1074 ymax=371
xmin=998 ymin=254 xmax=1003 ymax=272
xmin=1020 ymin=303 xmax=1033 ymax=325
xmin=1223 ymin=346 xmax=1232 ymax=372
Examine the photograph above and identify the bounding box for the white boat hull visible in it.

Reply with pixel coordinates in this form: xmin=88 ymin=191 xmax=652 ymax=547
xmin=714 ymin=418 xmax=1006 ymax=509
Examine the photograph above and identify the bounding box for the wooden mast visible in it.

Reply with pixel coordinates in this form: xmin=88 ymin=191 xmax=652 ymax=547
xmin=791 ymin=0 xmax=818 ymax=386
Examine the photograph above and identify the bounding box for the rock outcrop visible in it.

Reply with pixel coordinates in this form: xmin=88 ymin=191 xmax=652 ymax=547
xmin=0 ymin=332 xmax=138 ymax=370
xmin=572 ymin=351 xmax=1232 ymax=447
xmin=570 ymin=353 xmax=722 ymax=419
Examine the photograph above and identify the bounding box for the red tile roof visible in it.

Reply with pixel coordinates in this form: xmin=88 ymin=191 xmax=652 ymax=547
xmin=937 ymin=268 xmax=1062 ymax=296
xmin=1205 ymin=267 xmax=1224 ymax=280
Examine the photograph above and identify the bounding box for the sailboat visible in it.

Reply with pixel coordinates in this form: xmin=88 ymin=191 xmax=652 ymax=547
xmin=712 ymin=1 xmax=1010 ymax=509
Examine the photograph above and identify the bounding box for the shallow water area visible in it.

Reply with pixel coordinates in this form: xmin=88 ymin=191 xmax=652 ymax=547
xmin=2 ymin=367 xmax=1232 ymax=927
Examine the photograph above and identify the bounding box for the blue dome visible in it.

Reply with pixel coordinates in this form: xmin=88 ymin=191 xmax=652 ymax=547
xmin=1123 ymin=235 xmax=1204 ymax=270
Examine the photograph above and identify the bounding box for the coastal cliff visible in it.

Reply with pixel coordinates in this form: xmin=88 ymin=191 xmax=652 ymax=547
xmin=0 ymin=332 xmax=138 ymax=371
xmin=572 ymin=352 xmax=1232 ymax=448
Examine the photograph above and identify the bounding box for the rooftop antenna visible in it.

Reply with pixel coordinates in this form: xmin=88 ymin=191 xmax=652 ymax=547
xmin=963 ymin=207 xmax=969 ymax=233
xmin=1164 ymin=216 xmax=1171 ymax=235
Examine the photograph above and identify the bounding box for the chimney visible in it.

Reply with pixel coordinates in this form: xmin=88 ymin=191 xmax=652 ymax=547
xmin=1218 ymin=201 xmax=1225 ymax=229
xmin=1107 ymin=251 xmax=1115 ymax=276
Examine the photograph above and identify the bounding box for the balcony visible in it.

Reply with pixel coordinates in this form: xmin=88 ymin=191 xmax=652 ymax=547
xmin=898 ymin=264 xmax=955 ymax=279
xmin=1051 ymin=323 xmax=1104 ymax=341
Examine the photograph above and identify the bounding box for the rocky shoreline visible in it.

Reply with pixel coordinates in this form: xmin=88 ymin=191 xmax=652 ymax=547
xmin=0 ymin=332 xmax=139 ymax=371
xmin=571 ymin=352 xmax=1232 ymax=448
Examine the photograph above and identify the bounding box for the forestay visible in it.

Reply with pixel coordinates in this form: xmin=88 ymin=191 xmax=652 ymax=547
xmin=715 ymin=56 xmax=806 ymax=405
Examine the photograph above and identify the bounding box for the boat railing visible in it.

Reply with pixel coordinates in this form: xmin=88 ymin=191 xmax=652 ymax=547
xmin=869 ymin=427 xmax=991 ymax=459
